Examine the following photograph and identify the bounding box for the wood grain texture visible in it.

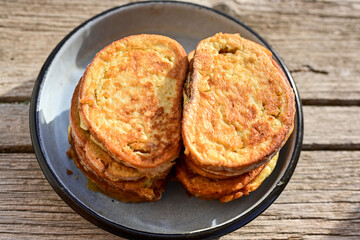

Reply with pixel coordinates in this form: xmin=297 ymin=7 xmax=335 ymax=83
xmin=303 ymin=106 xmax=360 ymax=150
xmin=1 ymin=0 xmax=360 ymax=239
xmin=0 ymin=154 xmax=118 ymax=240
xmin=0 ymin=0 xmax=359 ymax=102
xmin=0 ymin=151 xmax=358 ymax=239
xmin=0 ymin=103 xmax=32 ymax=152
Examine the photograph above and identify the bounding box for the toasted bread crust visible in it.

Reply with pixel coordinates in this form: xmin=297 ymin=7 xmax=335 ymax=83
xmin=177 ymin=158 xmax=265 ymax=201
xmin=184 ymin=154 xmax=243 ymax=179
xmin=182 ymin=33 xmax=295 ymax=173
xmin=177 ymin=153 xmax=278 ymax=203
xmin=79 ymin=34 xmax=188 ymax=169
xmin=219 ymin=153 xmax=278 ymax=203
xmin=68 ymin=136 xmax=167 ymax=202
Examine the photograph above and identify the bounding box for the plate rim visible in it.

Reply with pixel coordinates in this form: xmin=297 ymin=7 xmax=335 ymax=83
xmin=29 ymin=1 xmax=304 ymax=239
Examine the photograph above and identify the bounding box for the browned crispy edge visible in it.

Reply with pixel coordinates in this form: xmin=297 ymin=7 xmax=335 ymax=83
xmin=176 ymin=158 xmax=266 ymax=203
xmin=68 ymin=133 xmax=168 ymax=203
xmin=184 ymin=154 xmax=243 ymax=179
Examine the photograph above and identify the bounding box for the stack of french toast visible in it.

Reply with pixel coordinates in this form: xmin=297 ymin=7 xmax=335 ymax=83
xmin=67 ymin=33 xmax=295 ymax=203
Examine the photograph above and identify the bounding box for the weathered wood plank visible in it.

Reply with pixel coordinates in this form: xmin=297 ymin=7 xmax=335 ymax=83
xmin=0 ymin=0 xmax=359 ymax=102
xmin=0 ymin=153 xmax=118 ymax=240
xmin=0 ymin=0 xmax=129 ymax=101
xmin=2 ymin=104 xmax=359 ymax=152
xmin=303 ymin=106 xmax=360 ymax=149
xmin=0 ymin=151 xmax=358 ymax=239
xmin=0 ymin=103 xmax=32 ymax=152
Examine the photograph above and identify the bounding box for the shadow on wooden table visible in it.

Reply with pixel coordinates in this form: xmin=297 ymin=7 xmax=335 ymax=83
xmin=330 ymin=205 xmax=360 ymax=238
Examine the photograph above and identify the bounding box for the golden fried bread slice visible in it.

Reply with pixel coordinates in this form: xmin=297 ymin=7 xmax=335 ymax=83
xmin=182 ymin=33 xmax=295 ymax=174
xmin=68 ymin=136 xmax=167 ymax=202
xmin=177 ymin=159 xmax=265 ymax=202
xmin=70 ymin=83 xmax=144 ymax=181
xmin=177 ymin=153 xmax=278 ymax=203
xmin=79 ymin=34 xmax=188 ymax=170
xmin=219 ymin=153 xmax=278 ymax=203
xmin=70 ymin=83 xmax=173 ymax=180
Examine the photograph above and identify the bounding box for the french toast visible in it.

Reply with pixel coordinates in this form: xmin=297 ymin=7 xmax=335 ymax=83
xmin=68 ymin=136 xmax=167 ymax=202
xmin=66 ymin=32 xmax=294 ymax=203
xmin=79 ymin=34 xmax=188 ymax=170
xmin=68 ymin=34 xmax=188 ymax=202
xmin=70 ymin=83 xmax=173 ymax=180
xmin=182 ymin=33 xmax=295 ymax=175
xmin=177 ymin=153 xmax=278 ymax=203
xmin=68 ymin=84 xmax=170 ymax=202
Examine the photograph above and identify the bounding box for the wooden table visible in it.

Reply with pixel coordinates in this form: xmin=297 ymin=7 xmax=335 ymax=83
xmin=1 ymin=0 xmax=359 ymax=239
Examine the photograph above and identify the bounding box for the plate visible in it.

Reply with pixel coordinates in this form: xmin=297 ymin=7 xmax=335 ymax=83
xmin=29 ymin=1 xmax=303 ymax=239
